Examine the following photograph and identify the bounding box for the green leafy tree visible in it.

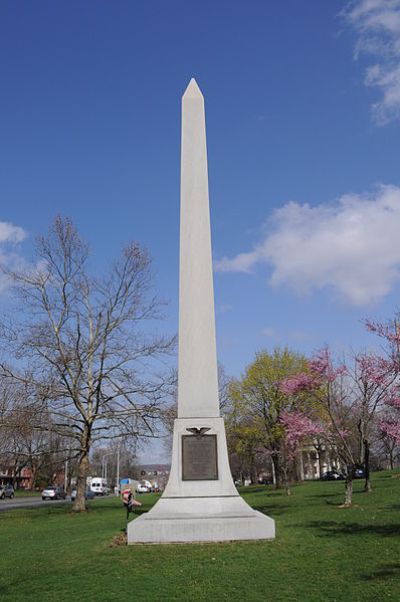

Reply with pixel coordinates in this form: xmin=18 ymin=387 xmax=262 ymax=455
xmin=227 ymin=348 xmax=309 ymax=488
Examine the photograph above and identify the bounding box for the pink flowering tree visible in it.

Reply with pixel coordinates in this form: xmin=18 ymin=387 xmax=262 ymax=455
xmin=281 ymin=347 xmax=363 ymax=506
xmin=380 ymin=386 xmax=400 ymax=443
xmin=350 ymin=353 xmax=396 ymax=492
xmin=279 ymin=409 xmax=323 ymax=495
xmin=365 ymin=318 xmax=400 ymax=448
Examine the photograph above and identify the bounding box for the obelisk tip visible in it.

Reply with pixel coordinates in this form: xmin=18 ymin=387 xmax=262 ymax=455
xmin=183 ymin=78 xmax=203 ymax=99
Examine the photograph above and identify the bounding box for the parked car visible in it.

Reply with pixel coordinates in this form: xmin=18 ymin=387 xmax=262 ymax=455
xmin=320 ymin=471 xmax=344 ymax=481
xmin=0 ymin=484 xmax=14 ymax=499
xmin=70 ymin=489 xmax=96 ymax=501
xmin=354 ymin=467 xmax=366 ymax=479
xmin=42 ymin=486 xmax=66 ymax=500
xmin=136 ymin=483 xmax=149 ymax=494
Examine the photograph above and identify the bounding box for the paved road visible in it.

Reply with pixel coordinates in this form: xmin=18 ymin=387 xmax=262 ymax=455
xmin=0 ymin=496 xmax=72 ymax=512
xmin=0 ymin=495 xmax=109 ymax=512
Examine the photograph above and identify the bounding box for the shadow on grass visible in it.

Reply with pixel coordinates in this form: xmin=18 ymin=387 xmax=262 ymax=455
xmin=253 ymin=504 xmax=291 ymax=516
xmin=361 ymin=564 xmax=400 ymax=581
xmin=310 ymin=492 xmax=343 ymax=499
xmin=306 ymin=520 xmax=400 ymax=537
xmin=130 ymin=507 xmax=149 ymax=517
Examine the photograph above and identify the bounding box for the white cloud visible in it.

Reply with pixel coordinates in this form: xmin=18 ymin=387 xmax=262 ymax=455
xmin=0 ymin=222 xmax=26 ymax=244
xmin=215 ymin=185 xmax=400 ymax=306
xmin=343 ymin=0 xmax=400 ymax=124
xmin=0 ymin=221 xmax=27 ymax=293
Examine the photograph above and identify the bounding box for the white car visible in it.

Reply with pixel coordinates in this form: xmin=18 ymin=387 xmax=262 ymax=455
xmin=42 ymin=486 xmax=66 ymax=500
xmin=136 ymin=484 xmax=149 ymax=494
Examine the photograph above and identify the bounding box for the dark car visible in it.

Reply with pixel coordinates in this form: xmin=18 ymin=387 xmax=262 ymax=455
xmin=42 ymin=486 xmax=66 ymax=500
xmin=0 ymin=484 xmax=14 ymax=499
xmin=321 ymin=470 xmax=344 ymax=481
xmin=258 ymin=478 xmax=273 ymax=485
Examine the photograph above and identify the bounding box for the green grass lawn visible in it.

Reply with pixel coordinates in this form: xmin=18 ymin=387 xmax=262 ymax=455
xmin=1 ymin=472 xmax=399 ymax=602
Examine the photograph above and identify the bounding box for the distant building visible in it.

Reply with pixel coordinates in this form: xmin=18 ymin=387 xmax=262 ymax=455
xmin=0 ymin=465 xmax=34 ymax=489
xmin=298 ymin=442 xmax=341 ymax=480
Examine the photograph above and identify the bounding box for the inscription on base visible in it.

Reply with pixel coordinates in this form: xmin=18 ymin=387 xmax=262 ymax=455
xmin=182 ymin=434 xmax=218 ymax=481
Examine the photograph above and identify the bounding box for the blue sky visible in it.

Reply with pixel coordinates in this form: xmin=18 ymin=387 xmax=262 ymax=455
xmin=2 ymin=0 xmax=400 ymax=391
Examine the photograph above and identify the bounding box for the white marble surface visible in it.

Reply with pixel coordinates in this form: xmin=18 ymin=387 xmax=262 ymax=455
xmin=178 ymin=78 xmax=219 ymax=419
xmin=128 ymin=79 xmax=275 ymax=544
xmin=128 ymin=506 xmax=275 ymax=544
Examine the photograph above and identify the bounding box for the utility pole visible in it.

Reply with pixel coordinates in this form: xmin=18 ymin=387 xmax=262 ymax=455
xmin=116 ymin=444 xmax=120 ymax=495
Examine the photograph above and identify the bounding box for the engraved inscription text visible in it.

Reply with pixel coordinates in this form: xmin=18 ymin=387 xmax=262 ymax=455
xmin=182 ymin=434 xmax=218 ymax=481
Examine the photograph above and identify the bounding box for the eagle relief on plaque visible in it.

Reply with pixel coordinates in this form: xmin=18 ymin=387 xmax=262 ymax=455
xmin=182 ymin=427 xmax=218 ymax=481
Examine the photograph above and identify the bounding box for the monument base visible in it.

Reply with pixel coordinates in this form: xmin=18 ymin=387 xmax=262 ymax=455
xmin=127 ymin=495 xmax=275 ymax=544
xmin=127 ymin=417 xmax=275 ymax=544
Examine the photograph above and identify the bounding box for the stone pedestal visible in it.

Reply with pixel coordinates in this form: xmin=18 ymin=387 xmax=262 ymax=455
xmin=128 ymin=418 xmax=275 ymax=543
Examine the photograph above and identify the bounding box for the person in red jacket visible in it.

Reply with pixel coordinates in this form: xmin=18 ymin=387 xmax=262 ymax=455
xmin=122 ymin=488 xmax=142 ymax=520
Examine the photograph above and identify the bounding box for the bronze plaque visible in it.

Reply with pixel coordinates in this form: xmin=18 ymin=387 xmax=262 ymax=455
xmin=182 ymin=434 xmax=218 ymax=481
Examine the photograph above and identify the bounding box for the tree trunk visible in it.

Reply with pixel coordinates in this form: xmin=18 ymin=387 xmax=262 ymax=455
xmin=317 ymin=449 xmax=324 ymax=479
xmin=363 ymin=439 xmax=372 ymax=493
xmin=270 ymin=456 xmax=276 ymax=486
xmin=298 ymin=451 xmax=305 ymax=482
xmin=282 ymin=466 xmax=291 ymax=496
xmin=271 ymin=454 xmax=283 ymax=488
xmin=343 ymin=466 xmax=355 ymax=507
xmin=72 ymin=450 xmax=90 ymax=512
xmin=344 ymin=477 xmax=353 ymax=506
xmin=388 ymin=450 xmax=394 ymax=471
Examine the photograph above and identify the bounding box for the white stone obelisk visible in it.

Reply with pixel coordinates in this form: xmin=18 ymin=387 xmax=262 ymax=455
xmin=127 ymin=79 xmax=275 ymax=544
xmin=178 ymin=78 xmax=219 ymax=420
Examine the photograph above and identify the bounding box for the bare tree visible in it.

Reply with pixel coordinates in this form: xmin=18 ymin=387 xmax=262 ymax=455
xmin=0 ymin=375 xmax=66 ymax=489
xmin=0 ymin=217 xmax=174 ymax=511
